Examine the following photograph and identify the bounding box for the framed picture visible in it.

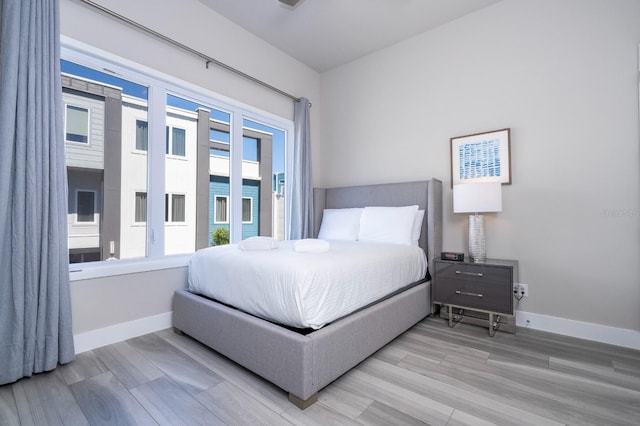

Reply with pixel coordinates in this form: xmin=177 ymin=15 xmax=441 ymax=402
xmin=450 ymin=128 xmax=511 ymax=187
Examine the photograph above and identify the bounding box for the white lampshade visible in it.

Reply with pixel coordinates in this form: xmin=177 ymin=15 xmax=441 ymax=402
xmin=453 ymin=182 xmax=502 ymax=213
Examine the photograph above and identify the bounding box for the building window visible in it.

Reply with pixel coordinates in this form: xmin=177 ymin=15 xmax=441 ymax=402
xmin=136 ymin=120 xmax=148 ymax=151
xmin=172 ymin=194 xmax=186 ymax=222
xmin=165 ymin=193 xmax=185 ymax=223
xmin=135 ymin=192 xmax=147 ymax=223
xmin=69 ymin=250 xmax=101 ymax=264
xmin=172 ymin=128 xmax=186 ymax=156
xmin=214 ymin=195 xmax=228 ymax=224
xmin=65 ymin=105 xmax=89 ymax=143
xmin=242 ymin=197 xmax=252 ymax=223
xmin=76 ymin=190 xmax=96 ymax=223
xmin=166 ymin=126 xmax=186 ymax=156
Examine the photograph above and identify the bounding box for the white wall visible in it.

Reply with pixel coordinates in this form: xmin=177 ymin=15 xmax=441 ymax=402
xmin=319 ymin=0 xmax=640 ymax=333
xmin=60 ymin=0 xmax=321 ymax=346
xmin=71 ymin=267 xmax=187 ymax=334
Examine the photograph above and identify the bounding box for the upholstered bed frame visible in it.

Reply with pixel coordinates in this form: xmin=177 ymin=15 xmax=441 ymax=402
xmin=172 ymin=179 xmax=443 ymax=409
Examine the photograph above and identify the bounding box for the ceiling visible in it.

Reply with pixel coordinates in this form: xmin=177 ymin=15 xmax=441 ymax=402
xmin=198 ymin=0 xmax=503 ymax=72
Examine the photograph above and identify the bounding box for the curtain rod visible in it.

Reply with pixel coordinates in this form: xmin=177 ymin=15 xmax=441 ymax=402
xmin=77 ymin=0 xmax=302 ymax=102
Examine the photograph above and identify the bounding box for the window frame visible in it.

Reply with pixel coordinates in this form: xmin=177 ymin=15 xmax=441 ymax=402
xmin=242 ymin=196 xmax=253 ymax=224
xmin=166 ymin=125 xmax=187 ymax=157
xmin=75 ymin=189 xmax=97 ymax=224
xmin=134 ymin=191 xmax=147 ymax=224
xmin=65 ymin=103 xmax=90 ymax=144
xmin=62 ymin=35 xmax=294 ymax=279
xmin=165 ymin=193 xmax=186 ymax=223
xmin=214 ymin=195 xmax=229 ymax=224
xmin=135 ymin=119 xmax=148 ymax=152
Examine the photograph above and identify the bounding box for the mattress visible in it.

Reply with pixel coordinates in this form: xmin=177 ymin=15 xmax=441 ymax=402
xmin=187 ymin=240 xmax=428 ymax=329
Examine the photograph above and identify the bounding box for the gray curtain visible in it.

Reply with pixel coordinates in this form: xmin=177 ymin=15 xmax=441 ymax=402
xmin=287 ymin=97 xmax=313 ymax=239
xmin=0 ymin=0 xmax=75 ymax=385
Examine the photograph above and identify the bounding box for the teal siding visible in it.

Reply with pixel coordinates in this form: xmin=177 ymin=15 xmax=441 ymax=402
xmin=209 ymin=176 xmax=260 ymax=245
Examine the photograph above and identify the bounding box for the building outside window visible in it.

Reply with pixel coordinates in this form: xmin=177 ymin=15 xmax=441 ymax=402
xmin=135 ymin=120 xmax=148 ymax=151
xmin=172 ymin=194 xmax=186 ymax=222
xmin=166 ymin=193 xmax=186 ymax=223
xmin=166 ymin=126 xmax=186 ymax=157
xmin=242 ymin=197 xmax=252 ymax=223
xmin=76 ymin=190 xmax=96 ymax=223
xmin=214 ymin=195 xmax=228 ymax=224
xmin=135 ymin=192 xmax=147 ymax=223
xmin=65 ymin=104 xmax=89 ymax=143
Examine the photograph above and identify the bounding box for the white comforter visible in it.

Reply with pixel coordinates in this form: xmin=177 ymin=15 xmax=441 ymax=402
xmin=188 ymin=240 xmax=428 ymax=329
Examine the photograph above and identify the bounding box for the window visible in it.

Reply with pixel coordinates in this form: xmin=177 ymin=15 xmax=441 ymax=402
xmin=242 ymin=197 xmax=252 ymax=223
xmin=135 ymin=192 xmax=147 ymax=223
xmin=172 ymin=128 xmax=186 ymax=156
xmin=76 ymin=190 xmax=96 ymax=223
xmin=62 ymin=58 xmax=149 ymax=263
xmin=172 ymin=194 xmax=185 ymax=222
xmin=215 ymin=196 xmax=228 ymax=223
xmin=65 ymin=105 xmax=89 ymax=143
xmin=62 ymin=39 xmax=292 ymax=266
xmin=165 ymin=193 xmax=185 ymax=222
xmin=166 ymin=126 xmax=186 ymax=156
xmin=136 ymin=120 xmax=148 ymax=151
xmin=69 ymin=250 xmax=101 ymax=263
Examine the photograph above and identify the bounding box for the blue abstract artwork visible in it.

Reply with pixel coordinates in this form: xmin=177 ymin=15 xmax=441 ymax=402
xmin=458 ymin=138 xmax=501 ymax=180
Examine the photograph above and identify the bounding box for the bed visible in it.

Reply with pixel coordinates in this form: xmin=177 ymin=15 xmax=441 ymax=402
xmin=172 ymin=179 xmax=443 ymax=409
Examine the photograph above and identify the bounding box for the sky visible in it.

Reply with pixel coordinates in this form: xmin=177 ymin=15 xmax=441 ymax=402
xmin=61 ymin=60 xmax=285 ymax=174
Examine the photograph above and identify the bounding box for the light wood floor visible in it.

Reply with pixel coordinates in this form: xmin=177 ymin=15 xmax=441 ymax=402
xmin=1 ymin=316 xmax=639 ymax=425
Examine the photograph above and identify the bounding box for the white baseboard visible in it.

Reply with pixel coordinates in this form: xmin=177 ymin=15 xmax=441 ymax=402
xmin=73 ymin=312 xmax=173 ymax=354
xmin=73 ymin=309 xmax=639 ymax=355
xmin=516 ymin=310 xmax=640 ymax=351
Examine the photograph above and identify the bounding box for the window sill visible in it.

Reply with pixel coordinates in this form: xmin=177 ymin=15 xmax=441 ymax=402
xmin=69 ymin=253 xmax=191 ymax=282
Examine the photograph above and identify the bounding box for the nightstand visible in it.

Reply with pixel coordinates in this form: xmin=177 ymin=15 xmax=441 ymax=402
xmin=433 ymin=258 xmax=518 ymax=336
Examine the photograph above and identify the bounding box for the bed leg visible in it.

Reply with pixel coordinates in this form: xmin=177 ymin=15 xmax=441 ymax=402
xmin=288 ymin=392 xmax=318 ymax=410
xmin=173 ymin=327 xmax=184 ymax=335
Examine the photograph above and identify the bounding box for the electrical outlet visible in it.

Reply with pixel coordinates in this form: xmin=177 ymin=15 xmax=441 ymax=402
xmin=513 ymin=283 xmax=528 ymax=298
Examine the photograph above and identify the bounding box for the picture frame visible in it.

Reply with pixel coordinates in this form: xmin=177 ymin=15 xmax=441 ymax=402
xmin=450 ymin=128 xmax=511 ymax=187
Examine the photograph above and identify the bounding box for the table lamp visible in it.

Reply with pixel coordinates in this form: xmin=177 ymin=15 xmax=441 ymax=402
xmin=453 ymin=182 xmax=502 ymax=263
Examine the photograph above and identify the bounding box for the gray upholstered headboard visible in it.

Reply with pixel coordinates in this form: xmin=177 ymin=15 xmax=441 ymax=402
xmin=312 ymin=179 xmax=443 ymax=276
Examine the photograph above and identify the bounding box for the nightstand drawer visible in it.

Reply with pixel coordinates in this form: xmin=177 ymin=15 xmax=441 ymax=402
xmin=433 ymin=277 xmax=512 ymax=314
xmin=435 ymin=262 xmax=511 ymax=283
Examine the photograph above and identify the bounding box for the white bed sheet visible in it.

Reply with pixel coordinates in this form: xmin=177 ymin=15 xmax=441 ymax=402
xmin=188 ymin=240 xmax=428 ymax=329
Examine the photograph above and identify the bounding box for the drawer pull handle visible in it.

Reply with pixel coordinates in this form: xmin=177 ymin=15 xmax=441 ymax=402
xmin=455 ymin=271 xmax=484 ymax=277
xmin=456 ymin=290 xmax=483 ymax=298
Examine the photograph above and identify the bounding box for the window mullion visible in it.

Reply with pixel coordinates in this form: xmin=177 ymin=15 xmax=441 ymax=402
xmin=229 ymin=112 xmax=243 ymax=243
xmin=147 ymin=85 xmax=166 ymax=257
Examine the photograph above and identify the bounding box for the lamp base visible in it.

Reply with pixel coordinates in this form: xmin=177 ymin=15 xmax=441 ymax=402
xmin=468 ymin=214 xmax=486 ymax=263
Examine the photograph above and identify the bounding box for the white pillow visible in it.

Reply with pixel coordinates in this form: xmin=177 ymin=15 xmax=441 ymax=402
xmin=317 ymin=208 xmax=363 ymax=241
xmin=412 ymin=210 xmax=425 ymax=245
xmin=358 ymin=205 xmax=419 ymax=245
